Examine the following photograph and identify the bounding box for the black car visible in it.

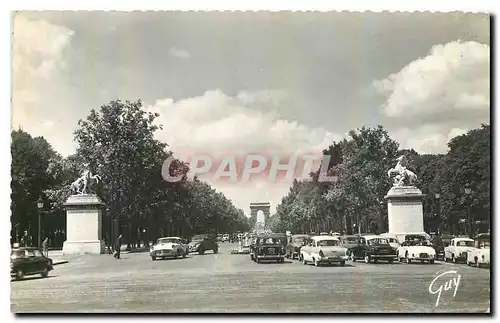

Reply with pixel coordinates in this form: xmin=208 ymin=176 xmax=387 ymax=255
xmin=430 ymin=234 xmax=455 ymax=261
xmin=285 ymin=234 xmax=309 ymax=260
xmin=11 ymin=247 xmax=53 ymax=280
xmin=341 ymin=235 xmax=368 ymax=261
xmin=363 ymin=236 xmax=398 ymax=264
xmin=188 ymin=234 xmax=219 ymax=255
xmin=250 ymin=233 xmax=287 ymax=263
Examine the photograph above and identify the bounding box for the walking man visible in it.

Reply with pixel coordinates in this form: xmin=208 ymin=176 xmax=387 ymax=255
xmin=42 ymin=237 xmax=49 ymax=257
xmin=114 ymin=234 xmax=123 ymax=259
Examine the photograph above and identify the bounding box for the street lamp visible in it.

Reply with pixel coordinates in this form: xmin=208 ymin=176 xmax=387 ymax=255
xmin=378 ymin=200 xmax=385 ymax=234
xmin=37 ymin=197 xmax=44 ymax=248
xmin=435 ymin=193 xmax=441 ymax=234
xmin=464 ymin=186 xmax=472 ymax=237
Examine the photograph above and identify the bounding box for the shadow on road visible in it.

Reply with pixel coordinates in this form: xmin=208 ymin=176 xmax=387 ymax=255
xmin=11 ymin=276 xmax=58 ymax=283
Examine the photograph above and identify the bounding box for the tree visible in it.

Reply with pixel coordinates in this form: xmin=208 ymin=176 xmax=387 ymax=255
xmin=11 ymin=130 xmax=60 ymax=245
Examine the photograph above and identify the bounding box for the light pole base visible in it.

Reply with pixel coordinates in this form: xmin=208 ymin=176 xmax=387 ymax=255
xmin=63 ymin=240 xmax=105 ymax=255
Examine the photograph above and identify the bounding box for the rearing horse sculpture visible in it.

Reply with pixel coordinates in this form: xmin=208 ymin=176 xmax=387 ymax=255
xmin=70 ymin=167 xmax=102 ymax=195
xmin=387 ymin=155 xmax=417 ymax=187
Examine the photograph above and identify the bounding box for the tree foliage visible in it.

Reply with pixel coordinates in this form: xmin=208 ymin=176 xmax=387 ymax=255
xmin=272 ymin=125 xmax=490 ymax=236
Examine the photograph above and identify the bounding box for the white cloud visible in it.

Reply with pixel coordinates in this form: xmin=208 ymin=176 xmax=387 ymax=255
xmin=374 ymin=40 xmax=490 ymax=118
xmin=375 ymin=40 xmax=490 ymax=154
xmin=168 ymin=47 xmax=191 ymax=59
xmin=147 ymin=89 xmax=342 ymax=214
xmin=391 ymin=125 xmax=470 ymax=154
xmin=11 ymin=15 xmax=75 ymax=155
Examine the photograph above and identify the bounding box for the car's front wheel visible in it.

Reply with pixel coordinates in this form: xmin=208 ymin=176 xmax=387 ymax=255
xmin=364 ymin=254 xmax=370 ymax=264
xmin=199 ymin=247 xmax=205 ymax=255
xmin=302 ymin=255 xmax=307 ymax=265
xmin=151 ymin=256 xmax=156 ymax=261
xmin=430 ymin=259 xmax=435 ymax=264
xmin=406 ymin=254 xmax=411 ymax=264
xmin=213 ymin=247 xmax=218 ymax=254
xmin=15 ymin=269 xmax=24 ymax=280
xmin=314 ymin=258 xmax=320 ymax=267
xmin=41 ymin=267 xmax=49 ymax=278
xmin=339 ymin=261 xmax=345 ymax=267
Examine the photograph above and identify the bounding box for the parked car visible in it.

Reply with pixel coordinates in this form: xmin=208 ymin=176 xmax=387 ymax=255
xmin=363 ymin=236 xmax=398 ymax=264
xmin=430 ymin=234 xmax=455 ymax=261
xmin=300 ymin=236 xmax=349 ymax=267
xmin=379 ymin=233 xmax=401 ymax=250
xmin=341 ymin=235 xmax=368 ymax=262
xmin=467 ymin=233 xmax=490 ymax=267
xmin=188 ymin=234 xmax=219 ymax=255
xmin=444 ymin=237 xmax=475 ymax=263
xmin=150 ymin=237 xmax=188 ymax=260
xmin=397 ymin=234 xmax=436 ymax=264
xmin=250 ymin=233 xmax=287 ymax=263
xmin=11 ymin=247 xmax=53 ymax=280
xmin=285 ymin=234 xmax=309 ymax=260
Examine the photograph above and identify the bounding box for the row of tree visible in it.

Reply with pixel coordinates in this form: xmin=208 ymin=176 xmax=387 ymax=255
xmin=11 ymin=100 xmax=252 ymax=248
xmin=269 ymin=125 xmax=490 ymax=237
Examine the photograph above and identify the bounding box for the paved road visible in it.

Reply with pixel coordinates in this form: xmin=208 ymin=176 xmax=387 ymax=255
xmin=11 ymin=243 xmax=490 ymax=313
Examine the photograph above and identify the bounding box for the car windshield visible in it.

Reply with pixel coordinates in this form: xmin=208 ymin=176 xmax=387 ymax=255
xmin=368 ymin=238 xmax=388 ymax=245
xmin=477 ymin=240 xmax=490 ymax=248
xmin=158 ymin=238 xmax=181 ymax=244
xmin=388 ymin=238 xmax=398 ymax=244
xmin=293 ymin=237 xmax=306 ymax=244
xmin=11 ymin=250 xmax=25 ymax=259
xmin=191 ymin=235 xmax=206 ymax=241
xmin=260 ymin=237 xmax=283 ymax=245
xmin=317 ymin=240 xmax=339 ymax=247
xmin=457 ymin=240 xmax=474 ymax=247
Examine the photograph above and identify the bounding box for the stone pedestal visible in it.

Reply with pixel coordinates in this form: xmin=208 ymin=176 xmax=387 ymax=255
xmin=62 ymin=194 xmax=105 ymax=255
xmin=385 ymin=186 xmax=426 ymax=234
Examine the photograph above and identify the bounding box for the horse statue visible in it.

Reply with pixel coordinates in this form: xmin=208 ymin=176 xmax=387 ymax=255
xmin=387 ymin=155 xmax=417 ymax=187
xmin=70 ymin=165 xmax=102 ymax=195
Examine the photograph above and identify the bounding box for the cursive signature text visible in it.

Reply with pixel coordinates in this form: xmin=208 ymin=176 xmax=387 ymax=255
xmin=428 ymin=270 xmax=461 ymax=307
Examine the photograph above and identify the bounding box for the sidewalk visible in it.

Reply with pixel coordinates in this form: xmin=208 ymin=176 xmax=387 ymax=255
xmin=47 ymin=245 xmax=149 ymax=265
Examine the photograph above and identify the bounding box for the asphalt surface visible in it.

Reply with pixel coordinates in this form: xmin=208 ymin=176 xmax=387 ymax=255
xmin=11 ymin=243 xmax=490 ymax=313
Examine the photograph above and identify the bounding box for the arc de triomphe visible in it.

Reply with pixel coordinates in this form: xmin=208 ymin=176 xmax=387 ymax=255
xmin=250 ymin=202 xmax=271 ymax=225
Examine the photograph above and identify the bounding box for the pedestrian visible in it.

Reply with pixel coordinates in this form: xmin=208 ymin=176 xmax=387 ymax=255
xmin=42 ymin=237 xmax=49 ymax=257
xmin=114 ymin=234 xmax=123 ymax=259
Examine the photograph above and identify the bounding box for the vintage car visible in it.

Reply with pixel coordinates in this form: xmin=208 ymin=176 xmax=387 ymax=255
xmin=397 ymin=234 xmax=436 ymax=264
xmin=285 ymin=234 xmax=309 ymax=260
xmin=188 ymin=234 xmax=219 ymax=254
xmin=250 ymin=233 xmax=287 ymax=263
xmin=444 ymin=237 xmax=475 ymax=263
xmin=430 ymin=234 xmax=455 ymax=261
xmin=222 ymin=234 xmax=230 ymax=243
xmin=341 ymin=235 xmax=367 ymax=261
xmin=150 ymin=237 xmax=188 ymax=260
xmin=300 ymin=236 xmax=349 ymax=266
xmin=11 ymin=247 xmax=53 ymax=280
xmin=467 ymin=233 xmax=490 ymax=267
xmin=362 ymin=236 xmax=398 ymax=264
xmin=379 ymin=233 xmax=401 ymax=250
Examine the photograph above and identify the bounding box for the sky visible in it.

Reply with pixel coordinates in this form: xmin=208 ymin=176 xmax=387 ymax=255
xmin=11 ymin=11 xmax=490 ymax=216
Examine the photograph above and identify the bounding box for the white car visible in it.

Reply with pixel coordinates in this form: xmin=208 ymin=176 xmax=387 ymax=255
xmin=300 ymin=236 xmax=349 ymax=267
xmin=444 ymin=237 xmax=475 ymax=263
xmin=397 ymin=234 xmax=436 ymax=264
xmin=150 ymin=237 xmax=188 ymax=260
xmin=222 ymin=234 xmax=230 ymax=242
xmin=467 ymin=233 xmax=490 ymax=267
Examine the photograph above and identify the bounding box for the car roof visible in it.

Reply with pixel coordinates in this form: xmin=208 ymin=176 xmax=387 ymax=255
xmin=158 ymin=236 xmax=182 ymax=240
xmin=363 ymin=235 xmax=380 ymax=240
xmin=11 ymin=247 xmax=38 ymax=251
xmin=474 ymin=233 xmax=490 ymax=239
xmin=311 ymin=235 xmax=340 ymax=241
xmin=453 ymin=237 xmax=474 ymax=241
